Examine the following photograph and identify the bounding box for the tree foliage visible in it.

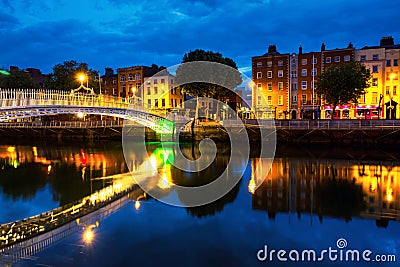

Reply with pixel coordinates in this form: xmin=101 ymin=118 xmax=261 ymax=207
xmin=46 ymin=60 xmax=101 ymax=93
xmin=0 ymin=67 xmax=37 ymax=88
xmin=176 ymin=49 xmax=242 ymax=100
xmin=316 ymin=61 xmax=371 ymax=118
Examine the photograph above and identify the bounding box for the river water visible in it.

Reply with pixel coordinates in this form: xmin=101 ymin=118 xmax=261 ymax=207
xmin=0 ymin=140 xmax=399 ymax=266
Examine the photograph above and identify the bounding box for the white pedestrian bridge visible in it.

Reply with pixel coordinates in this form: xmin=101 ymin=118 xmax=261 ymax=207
xmin=0 ymin=89 xmax=176 ymax=134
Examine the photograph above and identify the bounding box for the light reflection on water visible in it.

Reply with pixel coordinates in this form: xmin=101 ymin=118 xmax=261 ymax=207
xmin=0 ymin=142 xmax=400 ymax=266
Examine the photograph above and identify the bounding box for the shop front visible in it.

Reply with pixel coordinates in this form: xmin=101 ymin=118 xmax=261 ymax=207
xmin=323 ymin=105 xmax=350 ymax=119
xmin=355 ymin=105 xmax=381 ymax=119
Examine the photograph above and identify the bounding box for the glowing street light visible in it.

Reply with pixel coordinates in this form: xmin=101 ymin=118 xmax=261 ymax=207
xmin=78 ymin=74 xmax=85 ymax=85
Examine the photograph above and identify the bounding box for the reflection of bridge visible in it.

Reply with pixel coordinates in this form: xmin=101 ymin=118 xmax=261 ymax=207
xmin=0 ymin=89 xmax=174 ymax=133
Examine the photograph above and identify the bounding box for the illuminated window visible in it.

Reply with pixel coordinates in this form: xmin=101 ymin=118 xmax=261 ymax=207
xmin=154 ymin=79 xmax=158 ymax=84
xmin=128 ymin=73 xmax=134 ymax=81
xmin=326 ymin=57 xmax=331 ymax=63
xmin=359 ymin=94 xmax=365 ymax=103
xmin=278 ymin=70 xmax=284 ymax=77
xmin=386 ymin=86 xmax=390 ymax=95
xmin=257 ymin=72 xmax=262 ymax=79
xmin=155 ymin=99 xmax=158 ymax=107
xmin=162 ymin=99 xmax=165 ymax=107
xmin=360 ymin=55 xmax=366 ymax=61
xmin=257 ymin=83 xmax=262 ymax=90
xmin=302 ymin=81 xmax=307 ymax=90
xmin=257 ymin=96 xmax=262 ymax=105
xmin=334 ymin=56 xmax=340 ymax=62
xmin=278 ymin=95 xmax=283 ymax=105
xmin=267 ymin=71 xmax=272 ymax=78
xmin=147 ymin=87 xmax=151 ymax=95
xmin=344 ymin=55 xmax=350 ymax=62
xmin=136 ymin=73 xmax=141 ymax=80
xmin=292 ymin=95 xmax=297 ymax=103
xmin=112 ymin=88 xmax=117 ymax=95
xmin=372 ymin=54 xmax=379 ymax=60
xmin=267 ymin=96 xmax=272 ymax=105
xmin=154 ymin=87 xmax=158 ymax=94
xmin=372 ymin=92 xmax=378 ymax=104
xmin=301 ymin=59 xmax=307 ymax=65
xmin=267 ymin=61 xmax=272 ymax=67
xmin=278 ymin=82 xmax=283 ymax=90
xmin=302 ymin=94 xmax=307 ymax=104
xmin=148 ymin=99 xmax=151 ymax=108
xmin=372 ymin=78 xmax=378 ymax=86
xmin=394 ymin=86 xmax=397 ymax=95
xmin=301 ymin=69 xmax=307 ymax=77
xmin=120 ymin=74 xmax=126 ymax=82
xmin=267 ymin=82 xmax=272 ymax=91
xmin=312 ymin=94 xmax=317 ymax=104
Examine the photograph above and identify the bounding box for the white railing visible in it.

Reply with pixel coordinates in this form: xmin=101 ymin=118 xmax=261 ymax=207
xmin=0 ymin=120 xmax=124 ymax=128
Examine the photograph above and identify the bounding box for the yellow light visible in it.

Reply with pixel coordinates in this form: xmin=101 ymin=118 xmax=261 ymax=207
xmin=83 ymin=229 xmax=94 ymax=244
xmin=7 ymin=146 xmax=15 ymax=153
xmin=390 ymin=73 xmax=397 ymax=80
xmin=386 ymin=188 xmax=393 ymax=202
xmin=135 ymin=200 xmax=141 ymax=210
xmin=78 ymin=74 xmax=85 ymax=83
xmin=77 ymin=112 xmax=84 ymax=119
xmin=248 ymin=178 xmax=256 ymax=194
xmin=47 ymin=165 xmax=52 ymax=174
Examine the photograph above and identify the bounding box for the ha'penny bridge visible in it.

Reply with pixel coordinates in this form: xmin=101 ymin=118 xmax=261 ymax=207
xmin=0 ymin=89 xmax=177 ymax=134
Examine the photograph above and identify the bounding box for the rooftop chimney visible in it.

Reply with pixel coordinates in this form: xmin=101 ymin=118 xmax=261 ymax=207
xmin=268 ymin=45 xmax=277 ymax=54
xmin=299 ymin=45 xmax=303 ymax=54
xmin=380 ymin=36 xmax=394 ymax=47
xmin=321 ymin=43 xmax=326 ymax=51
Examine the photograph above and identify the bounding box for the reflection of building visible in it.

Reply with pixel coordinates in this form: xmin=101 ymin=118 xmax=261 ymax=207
xmin=251 ymin=157 xmax=400 ymax=226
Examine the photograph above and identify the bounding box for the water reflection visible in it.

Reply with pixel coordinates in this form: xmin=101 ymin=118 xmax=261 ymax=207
xmin=251 ymin=156 xmax=400 ymax=227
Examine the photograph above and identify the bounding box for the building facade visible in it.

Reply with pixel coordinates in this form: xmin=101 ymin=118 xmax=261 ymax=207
xmin=252 ymin=45 xmax=290 ymax=119
xmin=102 ymin=68 xmax=118 ymax=96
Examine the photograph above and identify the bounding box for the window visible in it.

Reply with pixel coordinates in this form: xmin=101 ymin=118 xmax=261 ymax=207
xmin=386 ymin=86 xmax=390 ymax=95
xmin=154 ymin=79 xmax=158 ymax=84
xmin=148 ymin=99 xmax=151 ymax=108
xmin=267 ymin=61 xmax=272 ymax=67
xmin=147 ymin=87 xmax=151 ymax=95
xmin=301 ymin=69 xmax=307 ymax=77
xmin=161 ymin=78 xmax=165 ymax=83
xmin=154 ymin=86 xmax=158 ymax=94
xmin=278 ymin=95 xmax=283 ymax=105
xmin=394 ymin=86 xmax=397 ymax=95
xmin=278 ymin=70 xmax=284 ymax=77
xmin=171 ymin=79 xmax=174 ymax=84
xmin=372 ymin=65 xmax=378 ymax=73
xmin=128 ymin=73 xmax=134 ymax=81
xmin=161 ymin=99 xmax=165 ymax=107
xmin=155 ymin=99 xmax=158 ymax=107
xmin=291 ymin=70 xmax=297 ymax=77
xmin=257 ymin=72 xmax=262 ymax=79
xmin=267 ymin=96 xmax=272 ymax=105
xmin=112 ymin=79 xmax=116 ymax=84
xmin=278 ymin=82 xmax=283 ymax=90
xmin=267 ymin=82 xmax=272 ymax=91
xmin=292 ymin=95 xmax=297 ymax=103
xmin=302 ymin=94 xmax=307 ymax=105
xmin=257 ymin=62 xmax=262 ymax=67
xmin=257 ymin=83 xmax=262 ymax=90
xmin=312 ymin=68 xmax=317 ymax=77
xmin=312 ymin=94 xmax=317 ymax=104
xmin=312 ymin=58 xmax=317 ymax=64
xmin=278 ymin=60 xmax=283 ymax=66
xmin=120 ymin=74 xmax=126 ymax=82
xmin=302 ymin=81 xmax=307 ymax=90
xmin=394 ymin=59 xmax=398 ymax=66
xmin=312 ymin=81 xmax=316 ymax=89
xmin=258 ymin=96 xmax=262 ymax=105
xmin=334 ymin=56 xmax=340 ymax=62
xmin=359 ymin=94 xmax=365 ymax=103
xmin=112 ymin=88 xmax=117 ymax=96
xmin=372 ymin=54 xmax=379 ymax=60
xmin=135 ymin=73 xmax=141 ymax=80
xmin=344 ymin=55 xmax=350 ymax=62
xmin=301 ymin=59 xmax=307 ymax=65
xmin=372 ymin=92 xmax=378 ymax=104
xmin=372 ymin=78 xmax=378 ymax=86
xmin=360 ymin=55 xmax=366 ymax=62
xmin=292 ymin=83 xmax=297 ymax=90
xmin=387 ymin=60 xmax=392 ymax=67
xmin=267 ymin=71 xmax=272 ymax=78
xmin=128 ymin=84 xmax=133 ymax=93
xmin=326 ymin=57 xmax=331 ymax=63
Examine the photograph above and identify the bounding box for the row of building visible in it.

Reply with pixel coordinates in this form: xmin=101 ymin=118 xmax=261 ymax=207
xmin=251 ymin=36 xmax=400 ymax=119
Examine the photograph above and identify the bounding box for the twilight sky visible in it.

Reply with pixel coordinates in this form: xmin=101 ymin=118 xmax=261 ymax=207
xmin=1 ymin=0 xmax=399 ymax=76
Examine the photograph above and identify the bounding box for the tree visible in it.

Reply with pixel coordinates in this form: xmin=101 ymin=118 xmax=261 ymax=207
xmin=46 ymin=60 xmax=102 ymax=93
xmin=316 ymin=61 xmax=371 ymax=119
xmin=176 ymin=49 xmax=242 ymax=121
xmin=0 ymin=67 xmax=37 ymax=88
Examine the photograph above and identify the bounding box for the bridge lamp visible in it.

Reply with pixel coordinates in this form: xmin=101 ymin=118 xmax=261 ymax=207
xmin=78 ymin=74 xmax=85 ymax=85
xmin=77 ymin=112 xmax=85 ymax=119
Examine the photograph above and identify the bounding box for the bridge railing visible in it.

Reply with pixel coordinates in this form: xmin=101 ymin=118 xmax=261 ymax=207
xmin=0 ymin=120 xmax=124 ymax=128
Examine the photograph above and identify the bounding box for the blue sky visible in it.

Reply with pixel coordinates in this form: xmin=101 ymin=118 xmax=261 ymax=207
xmin=1 ymin=0 xmax=399 ymax=75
